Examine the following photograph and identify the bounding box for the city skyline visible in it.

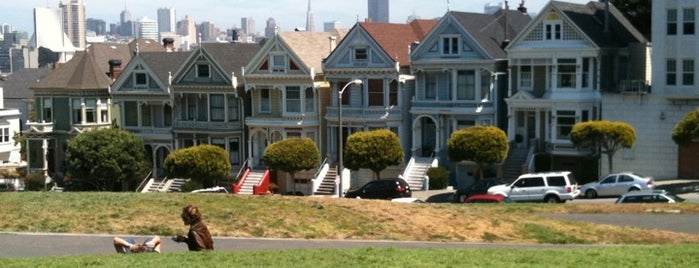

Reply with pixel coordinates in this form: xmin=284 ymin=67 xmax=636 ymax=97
xmin=0 ymin=0 xmax=590 ymax=35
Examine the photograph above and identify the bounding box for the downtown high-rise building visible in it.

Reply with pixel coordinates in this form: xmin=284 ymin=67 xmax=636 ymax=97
xmin=59 ymin=0 xmax=86 ymax=49
xmin=157 ymin=7 xmax=176 ymax=34
xmin=241 ymin=17 xmax=255 ymax=36
xmin=135 ymin=17 xmax=158 ymax=41
xmin=265 ymin=17 xmax=278 ymax=38
xmin=305 ymin=0 xmax=315 ymax=32
xmin=368 ymin=0 xmax=389 ymax=23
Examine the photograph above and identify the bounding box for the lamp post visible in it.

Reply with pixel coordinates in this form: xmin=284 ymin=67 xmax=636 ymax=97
xmin=338 ymin=79 xmax=362 ymax=198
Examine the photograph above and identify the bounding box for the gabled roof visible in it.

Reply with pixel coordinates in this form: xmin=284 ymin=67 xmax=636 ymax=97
xmin=449 ymin=9 xmax=532 ymax=59
xmin=359 ymin=19 xmax=438 ymax=67
xmin=89 ymin=39 xmax=164 ymax=78
xmin=556 ymin=1 xmax=647 ymax=46
xmin=138 ymin=52 xmax=192 ymax=84
xmin=199 ymin=42 xmax=262 ymax=76
xmin=278 ymin=31 xmax=347 ymax=72
xmin=31 ymin=51 xmax=112 ymax=91
xmin=1 ymin=68 xmax=52 ymax=99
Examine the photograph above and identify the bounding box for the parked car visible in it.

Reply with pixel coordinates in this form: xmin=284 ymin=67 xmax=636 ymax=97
xmin=391 ymin=197 xmax=426 ymax=203
xmin=487 ymin=171 xmax=580 ymax=203
xmin=453 ymin=178 xmax=507 ymax=203
xmin=345 ymin=178 xmax=411 ymax=200
xmin=465 ymin=194 xmax=515 ymax=203
xmin=616 ymin=190 xmax=685 ymax=204
xmin=581 ymin=172 xmax=654 ymax=198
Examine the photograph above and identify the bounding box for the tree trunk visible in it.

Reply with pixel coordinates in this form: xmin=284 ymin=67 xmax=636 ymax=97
xmin=607 ymin=152 xmax=615 ymax=175
xmin=290 ymin=172 xmax=296 ymax=194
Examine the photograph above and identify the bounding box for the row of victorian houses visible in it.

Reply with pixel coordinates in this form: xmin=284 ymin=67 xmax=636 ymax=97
xmin=11 ymin=1 xmax=698 ymax=194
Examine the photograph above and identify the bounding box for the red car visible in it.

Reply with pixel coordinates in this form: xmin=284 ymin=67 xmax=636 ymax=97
xmin=465 ymin=194 xmax=514 ymax=203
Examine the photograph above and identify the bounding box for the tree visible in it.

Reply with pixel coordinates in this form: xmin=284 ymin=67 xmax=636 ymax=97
xmin=570 ymin=120 xmax=636 ymax=174
xmin=66 ymin=128 xmax=149 ymax=191
xmin=344 ymin=129 xmax=404 ymax=180
xmin=672 ymin=108 xmax=699 ymax=146
xmin=604 ymin=0 xmax=652 ymax=40
xmin=262 ymin=138 xmax=320 ymax=193
xmin=447 ymin=126 xmax=509 ymax=180
xmin=164 ymin=145 xmax=231 ymax=188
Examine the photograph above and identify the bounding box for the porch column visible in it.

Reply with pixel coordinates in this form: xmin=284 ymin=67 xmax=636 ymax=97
xmin=508 ymin=110 xmax=516 ymax=141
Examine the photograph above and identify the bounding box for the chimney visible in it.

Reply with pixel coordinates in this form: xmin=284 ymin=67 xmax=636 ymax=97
xmin=108 ymin=59 xmax=123 ymax=80
xmin=162 ymin=38 xmax=175 ymax=52
xmin=329 ymin=36 xmax=337 ymax=53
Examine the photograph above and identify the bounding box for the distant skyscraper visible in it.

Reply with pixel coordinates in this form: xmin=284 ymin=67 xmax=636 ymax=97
xmin=306 ymin=0 xmax=315 ymax=32
xmin=157 ymin=7 xmax=176 ymax=34
xmin=177 ymin=15 xmax=197 ymax=47
xmin=265 ymin=17 xmax=278 ymax=38
xmin=120 ymin=8 xmax=131 ymax=25
xmin=135 ymin=17 xmax=158 ymax=41
xmin=368 ymin=0 xmax=389 ymax=23
xmin=198 ymin=21 xmax=217 ymax=41
xmin=241 ymin=17 xmax=255 ymax=35
xmin=324 ymin=21 xmax=341 ymax=32
xmin=60 ymin=0 xmax=86 ymax=49
xmin=1 ymin=24 xmax=12 ymax=35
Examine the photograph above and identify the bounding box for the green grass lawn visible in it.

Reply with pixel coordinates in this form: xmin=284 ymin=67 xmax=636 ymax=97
xmin=4 ymin=245 xmax=698 ymax=267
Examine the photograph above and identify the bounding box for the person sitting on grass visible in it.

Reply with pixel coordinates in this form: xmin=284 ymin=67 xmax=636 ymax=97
xmin=113 ymin=236 xmax=162 ymax=253
xmin=172 ymin=204 xmax=214 ymax=251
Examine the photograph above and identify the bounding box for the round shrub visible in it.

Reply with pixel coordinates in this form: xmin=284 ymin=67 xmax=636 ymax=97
xmin=427 ymin=166 xmax=450 ymax=190
xmin=24 ymin=172 xmax=47 ymax=191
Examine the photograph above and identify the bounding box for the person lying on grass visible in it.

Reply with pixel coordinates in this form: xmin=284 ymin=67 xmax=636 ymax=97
xmin=113 ymin=236 xmax=162 ymax=253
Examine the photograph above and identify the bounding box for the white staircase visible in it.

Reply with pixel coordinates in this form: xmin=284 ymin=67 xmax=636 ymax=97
xmin=401 ymin=157 xmax=435 ymax=190
xmin=238 ymin=170 xmax=265 ymax=195
xmin=142 ymin=178 xmax=188 ymax=193
xmin=314 ymin=167 xmax=337 ymax=196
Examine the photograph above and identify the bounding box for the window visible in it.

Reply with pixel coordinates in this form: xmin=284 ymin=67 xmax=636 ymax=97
xmin=425 ymin=72 xmax=437 ymax=100
xmin=668 ymin=9 xmax=678 ymax=35
xmin=515 ymin=177 xmax=545 ymax=188
xmin=389 ymin=80 xmax=398 ymax=106
xmin=601 ymin=176 xmax=616 ymax=184
xmin=354 ymin=47 xmax=368 ymax=61
xmin=260 ymin=89 xmax=271 ymax=113
xmin=545 ymin=21 xmax=562 ymax=40
xmin=72 ymin=99 xmax=82 ymax=124
xmin=197 ymin=94 xmax=208 ymax=121
xmin=227 ymin=95 xmax=239 ymax=121
xmin=480 ymin=71 xmax=491 ymax=102
xmin=286 ymin=86 xmax=301 ymax=113
xmin=520 ymin=66 xmax=532 ymax=88
xmin=134 ymin=72 xmax=147 ymax=88
xmin=210 ymin=94 xmax=225 ymax=121
xmin=164 ymin=104 xmax=172 ymax=126
xmin=0 ymin=127 xmax=9 ymax=143
xmin=185 ymin=94 xmax=197 ymax=120
xmin=341 ymin=82 xmax=351 ymax=105
xmin=667 ymin=59 xmax=677 ymax=85
xmin=442 ymin=36 xmax=459 ymax=56
xmin=85 ymin=99 xmax=97 ymax=123
xmin=197 ymin=64 xmax=210 ymax=78
xmin=619 ymin=175 xmax=634 ymax=183
xmin=557 ymin=58 xmax=577 ymax=88
xmin=683 ymin=59 xmax=694 ymax=85
xmin=582 ymin=58 xmax=591 ymax=88
xmin=547 ymin=176 xmax=566 ymax=186
xmin=141 ymin=104 xmax=152 ymax=126
xmin=368 ymin=79 xmax=384 ymax=106
xmin=41 ymin=97 xmax=52 ymax=122
xmin=684 ymin=8 xmax=695 ymax=35
xmin=124 ymin=101 xmax=138 ymax=127
xmin=305 ymin=88 xmax=315 ymax=113
xmin=556 ymin=110 xmax=576 ymax=139
xmin=229 ymin=139 xmax=240 ymax=165
xmin=271 ymin=54 xmax=286 ymax=73
xmin=456 ymin=70 xmax=475 ymax=100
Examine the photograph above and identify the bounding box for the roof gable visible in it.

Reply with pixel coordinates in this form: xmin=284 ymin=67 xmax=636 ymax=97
xmin=173 ymin=43 xmax=259 ymax=86
xmin=359 ymin=19 xmax=438 ymax=67
xmin=508 ymin=1 xmax=646 ymax=50
xmin=245 ymin=34 xmax=313 ymax=77
xmin=110 ymin=51 xmax=191 ymax=94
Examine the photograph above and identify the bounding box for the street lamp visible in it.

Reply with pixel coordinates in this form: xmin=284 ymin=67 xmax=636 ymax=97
xmin=338 ymin=79 xmax=362 ymax=198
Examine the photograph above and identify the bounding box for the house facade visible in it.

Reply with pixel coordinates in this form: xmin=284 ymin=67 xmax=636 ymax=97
xmin=409 ymin=10 xmax=530 ymax=174
xmin=602 ymin=0 xmax=698 ymax=179
xmin=170 ymin=43 xmax=260 ymax=173
xmin=243 ymin=31 xmax=343 ymax=168
xmin=110 ymin=51 xmax=191 ymax=178
xmin=322 ymin=20 xmax=438 ymax=173
xmin=504 ymin=1 xmax=648 ymax=179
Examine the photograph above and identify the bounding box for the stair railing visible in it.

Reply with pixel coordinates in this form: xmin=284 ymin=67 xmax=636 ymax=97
xmin=135 ymin=171 xmax=153 ymax=192
xmin=311 ymin=155 xmax=331 ymax=195
xmin=399 ymin=157 xmax=416 ymax=180
xmin=253 ymin=169 xmax=270 ymax=195
xmin=524 ymin=139 xmax=539 ymax=174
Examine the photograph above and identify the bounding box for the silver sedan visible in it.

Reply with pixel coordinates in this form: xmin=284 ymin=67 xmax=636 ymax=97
xmin=580 ymin=172 xmax=654 ymax=199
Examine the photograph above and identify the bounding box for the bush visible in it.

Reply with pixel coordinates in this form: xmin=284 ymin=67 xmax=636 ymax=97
xmin=24 ymin=172 xmax=47 ymax=191
xmin=181 ymin=179 xmax=202 ymax=193
xmin=427 ymin=167 xmax=450 ymax=190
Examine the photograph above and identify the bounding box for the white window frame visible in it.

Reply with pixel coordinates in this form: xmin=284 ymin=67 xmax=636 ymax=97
xmin=196 ymin=63 xmax=211 ymax=78
xmin=285 ymin=86 xmax=301 ymax=113
xmin=354 ymin=47 xmax=368 ymax=61
xmin=270 ymin=54 xmax=286 ymax=73
xmin=134 ymin=72 xmax=148 ymax=89
xmin=259 ymin=88 xmax=271 ymax=113
xmin=544 ymin=21 xmax=562 ymax=40
xmin=441 ymin=35 xmax=460 ymax=56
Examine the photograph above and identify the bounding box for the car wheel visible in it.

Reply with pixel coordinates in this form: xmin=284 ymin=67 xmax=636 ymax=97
xmin=585 ymin=189 xmax=597 ymax=199
xmin=544 ymin=195 xmax=560 ymax=204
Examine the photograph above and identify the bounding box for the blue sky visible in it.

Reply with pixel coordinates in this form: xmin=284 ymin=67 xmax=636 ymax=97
xmin=0 ymin=0 xmax=591 ymax=34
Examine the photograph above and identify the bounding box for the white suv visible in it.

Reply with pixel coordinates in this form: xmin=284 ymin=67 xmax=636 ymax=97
xmin=487 ymin=171 xmax=580 ymax=203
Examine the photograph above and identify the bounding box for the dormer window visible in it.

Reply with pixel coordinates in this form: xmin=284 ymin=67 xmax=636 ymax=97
xmin=545 ymin=21 xmax=562 ymax=40
xmin=271 ymin=54 xmax=286 ymax=73
xmin=134 ymin=72 xmax=148 ymax=88
xmin=197 ymin=64 xmax=210 ymax=78
xmin=441 ymin=36 xmax=459 ymax=56
xmin=354 ymin=47 xmax=368 ymax=61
